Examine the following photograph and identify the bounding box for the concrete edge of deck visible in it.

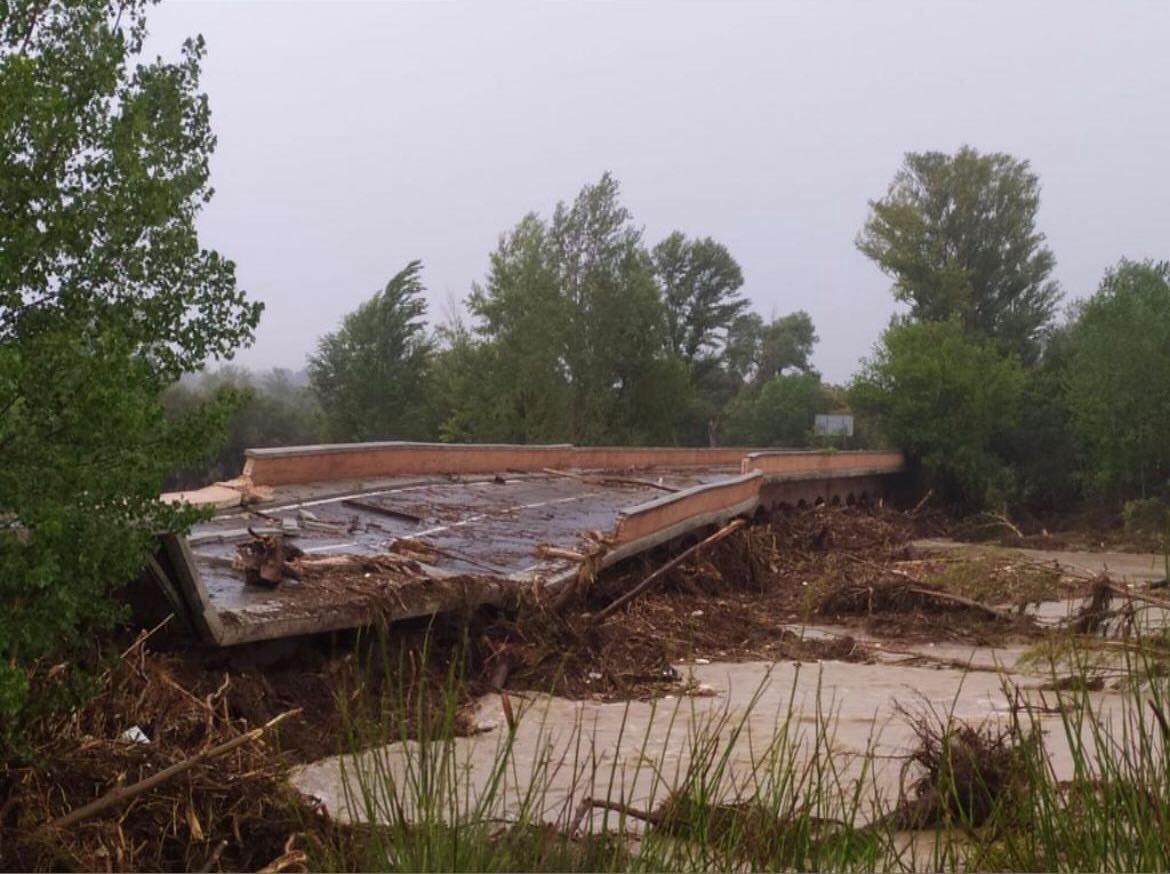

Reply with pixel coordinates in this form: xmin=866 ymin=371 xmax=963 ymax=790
xmin=157 ymin=445 xmax=906 ymax=647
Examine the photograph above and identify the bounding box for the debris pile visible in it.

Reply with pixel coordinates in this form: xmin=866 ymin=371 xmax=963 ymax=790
xmin=0 ymin=634 xmax=323 ymax=872
xmin=877 ymin=703 xmax=1035 ymax=831
xmin=236 ymin=530 xmax=303 ymax=587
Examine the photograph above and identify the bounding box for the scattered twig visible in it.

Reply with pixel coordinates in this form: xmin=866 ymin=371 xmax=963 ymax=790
xmin=1104 ymin=582 xmax=1170 ymax=612
xmin=117 ymin=615 xmax=173 ymax=660
xmin=196 ymin=839 xmax=229 ymax=873
xmin=592 ymin=519 xmax=747 ymax=623
xmin=906 ymin=586 xmax=1017 ymax=621
xmin=972 ymin=511 xmax=1024 ymax=539
xmin=542 ymin=467 xmax=680 ymax=493
xmin=257 ymin=835 xmax=308 ymax=874
xmin=43 ymin=709 xmax=301 ymax=832
xmin=536 ymin=545 xmax=587 ymax=562
xmin=907 ymin=489 xmax=934 ymax=517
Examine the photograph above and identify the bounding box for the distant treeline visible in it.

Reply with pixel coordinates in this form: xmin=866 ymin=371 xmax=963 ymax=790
xmin=165 ymin=173 xmax=866 ymax=488
xmin=171 ymin=158 xmax=1170 ymax=528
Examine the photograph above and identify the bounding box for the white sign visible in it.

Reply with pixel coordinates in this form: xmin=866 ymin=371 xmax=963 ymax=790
xmin=815 ymin=414 xmax=854 ymax=437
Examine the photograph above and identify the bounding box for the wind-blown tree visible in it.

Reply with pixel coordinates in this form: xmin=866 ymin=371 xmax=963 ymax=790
xmin=309 ymin=261 xmax=435 ymax=442
xmin=0 ymin=0 xmax=262 ymax=731
xmin=857 ymin=146 xmax=1061 ymax=362
xmin=458 ymin=173 xmax=684 ymax=444
xmin=1066 ymin=260 xmax=1170 ymax=500
xmin=653 ymin=232 xmax=747 ymax=364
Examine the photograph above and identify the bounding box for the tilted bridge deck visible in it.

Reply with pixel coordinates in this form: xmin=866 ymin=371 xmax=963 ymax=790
xmin=147 ymin=444 xmax=904 ymax=647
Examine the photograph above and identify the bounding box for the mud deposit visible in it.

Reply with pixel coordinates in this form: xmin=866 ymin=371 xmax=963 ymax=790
xmin=5 ymin=507 xmax=1167 ymax=871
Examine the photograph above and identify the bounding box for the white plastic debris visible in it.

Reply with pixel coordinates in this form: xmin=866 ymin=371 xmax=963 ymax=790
xmin=694 ymin=658 xmax=711 ymax=665
xmin=121 ymin=725 xmax=150 ymax=744
xmin=690 ymin=609 xmax=704 ymax=618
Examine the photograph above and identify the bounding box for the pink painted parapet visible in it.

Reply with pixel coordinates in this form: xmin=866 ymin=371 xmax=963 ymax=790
xmin=613 ymin=472 xmax=762 ymax=546
xmin=242 ymin=442 xmax=756 ymax=487
xmin=741 ymin=450 xmax=904 ymax=478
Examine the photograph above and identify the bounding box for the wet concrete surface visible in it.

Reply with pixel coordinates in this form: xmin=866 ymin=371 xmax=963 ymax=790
xmin=291 ymin=653 xmax=1128 ymax=830
xmin=191 ymin=469 xmax=737 ymax=643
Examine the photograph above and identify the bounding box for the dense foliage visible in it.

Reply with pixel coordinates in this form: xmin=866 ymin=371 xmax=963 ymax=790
xmin=857 ymin=147 xmax=1060 ymax=363
xmin=284 ymin=173 xmax=832 ymax=454
xmin=159 ymin=144 xmax=1170 ymax=523
xmin=852 ymin=319 xmax=1025 ymax=509
xmin=1065 ymin=260 xmax=1170 ymax=500
xmin=163 ymin=368 xmax=324 ymax=489
xmin=0 ymin=0 xmax=261 ymax=729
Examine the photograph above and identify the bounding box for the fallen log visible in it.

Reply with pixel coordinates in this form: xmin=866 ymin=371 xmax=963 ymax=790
xmin=592 ymin=518 xmax=746 ymax=623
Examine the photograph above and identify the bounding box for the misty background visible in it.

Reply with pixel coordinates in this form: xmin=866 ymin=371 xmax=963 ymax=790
xmin=146 ymin=0 xmax=1170 ymax=383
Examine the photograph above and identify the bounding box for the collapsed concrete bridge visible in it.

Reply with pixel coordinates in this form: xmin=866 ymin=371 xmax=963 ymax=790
xmin=139 ymin=443 xmax=905 ymax=647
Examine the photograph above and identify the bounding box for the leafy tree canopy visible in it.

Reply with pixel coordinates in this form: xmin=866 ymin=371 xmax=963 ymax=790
xmin=458 ymin=173 xmax=680 ymax=444
xmin=1066 ymin=259 xmax=1170 ymax=499
xmin=722 ymin=371 xmax=829 ymax=447
xmin=724 ymin=311 xmax=818 ymax=383
xmin=652 ymin=232 xmax=747 ymax=364
xmin=858 ymin=146 xmax=1060 ymax=361
xmin=0 ymin=0 xmax=261 ymax=732
xmin=851 ymin=318 xmax=1025 ymax=509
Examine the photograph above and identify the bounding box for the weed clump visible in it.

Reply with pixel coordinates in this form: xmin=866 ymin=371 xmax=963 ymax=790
xmin=881 ymin=704 xmax=1036 ymax=832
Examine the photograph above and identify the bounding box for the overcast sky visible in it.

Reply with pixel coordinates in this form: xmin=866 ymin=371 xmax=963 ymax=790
xmin=146 ymin=0 xmax=1170 ymax=383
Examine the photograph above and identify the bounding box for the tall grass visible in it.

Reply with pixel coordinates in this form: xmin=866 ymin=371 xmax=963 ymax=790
xmin=312 ymin=626 xmax=1170 ymax=872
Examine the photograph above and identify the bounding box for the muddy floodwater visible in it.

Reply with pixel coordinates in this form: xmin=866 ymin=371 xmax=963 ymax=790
xmin=291 ymin=541 xmax=1159 ymax=829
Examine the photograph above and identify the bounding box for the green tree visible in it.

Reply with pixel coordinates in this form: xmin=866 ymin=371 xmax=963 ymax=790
xmin=857 ymin=146 xmax=1060 ymax=361
xmin=851 ymin=318 xmax=1025 ymax=509
xmin=459 ymin=174 xmax=680 ymax=444
xmin=463 ymin=215 xmax=571 ymax=442
xmin=163 ymin=367 xmax=325 ymax=489
xmin=308 ymin=261 xmax=435 ymax=442
xmin=0 ymin=1 xmax=262 ymax=729
xmin=1001 ymin=326 xmax=1082 ymax=510
xmin=723 ymin=371 xmax=829 ymax=446
xmin=652 ymin=232 xmax=747 ymax=364
xmin=1066 ymin=260 xmax=1170 ymax=499
xmin=724 ymin=311 xmax=818 ymax=383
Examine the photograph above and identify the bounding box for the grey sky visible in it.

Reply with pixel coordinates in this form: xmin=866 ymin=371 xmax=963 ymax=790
xmin=147 ymin=0 xmax=1170 ymax=383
